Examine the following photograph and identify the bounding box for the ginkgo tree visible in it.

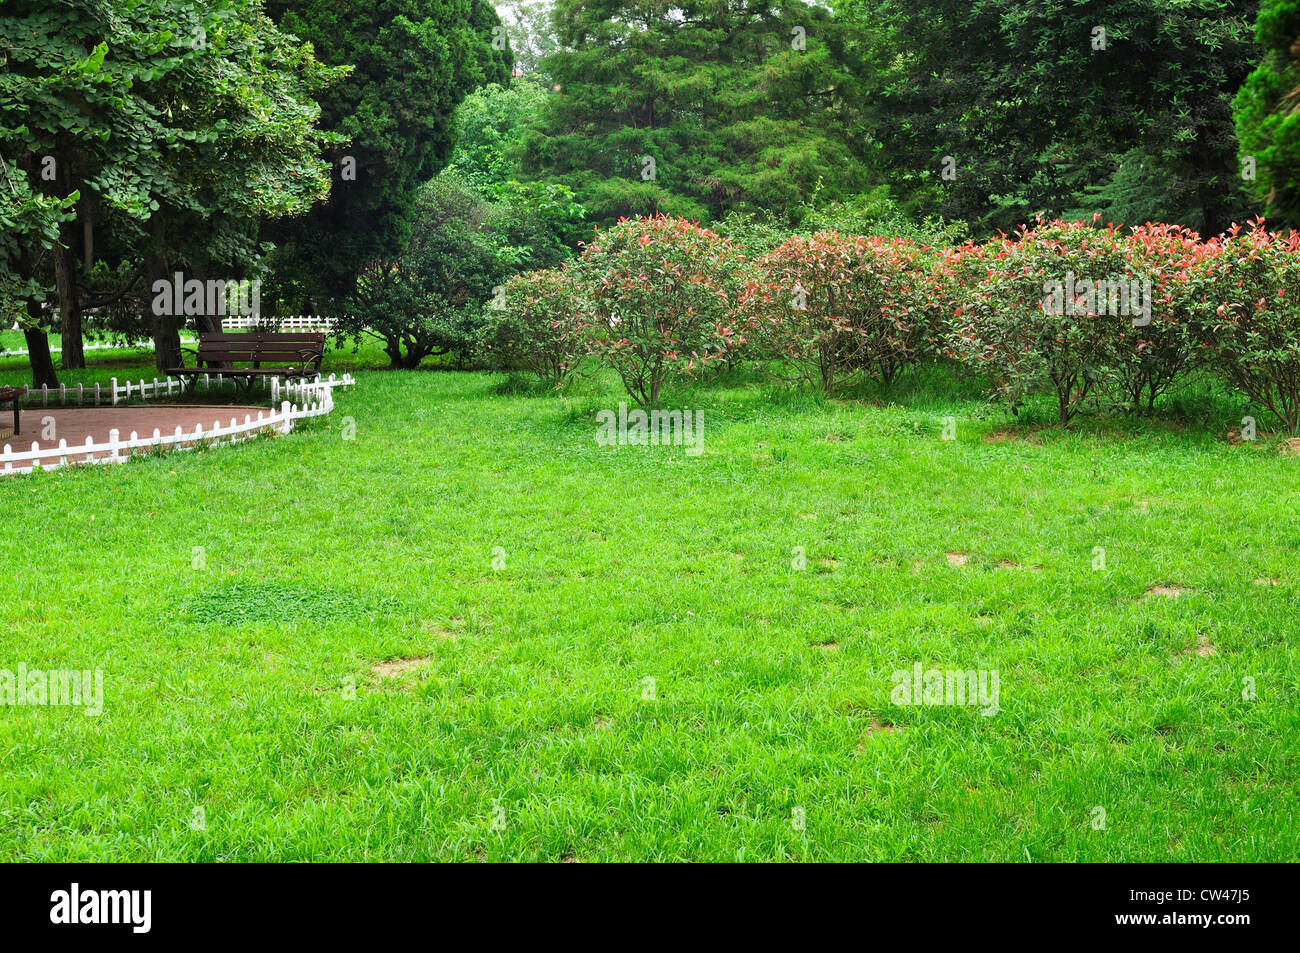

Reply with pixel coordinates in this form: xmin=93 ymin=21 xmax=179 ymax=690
xmin=0 ymin=0 xmax=343 ymax=378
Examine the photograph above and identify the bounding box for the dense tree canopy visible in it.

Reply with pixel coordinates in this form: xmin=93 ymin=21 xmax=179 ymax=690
xmin=848 ymin=0 xmax=1260 ymax=236
xmin=446 ymin=78 xmax=551 ymax=194
xmin=519 ymin=0 xmax=875 ymax=225
xmin=494 ymin=0 xmax=560 ymax=73
xmin=262 ymin=0 xmax=512 ymax=307
xmin=0 ymin=0 xmax=341 ymax=379
xmin=1235 ymin=0 xmax=1300 ymax=224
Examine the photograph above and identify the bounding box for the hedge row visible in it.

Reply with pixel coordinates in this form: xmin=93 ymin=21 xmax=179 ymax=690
xmin=480 ymin=214 xmax=1300 ymax=431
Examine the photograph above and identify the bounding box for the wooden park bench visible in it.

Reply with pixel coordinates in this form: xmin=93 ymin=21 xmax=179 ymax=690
xmin=0 ymin=386 xmax=26 ymax=437
xmin=167 ymin=332 xmax=325 ymax=390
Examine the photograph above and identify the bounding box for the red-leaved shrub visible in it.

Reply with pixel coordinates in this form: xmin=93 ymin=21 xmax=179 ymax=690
xmin=752 ymin=232 xmax=938 ymax=394
xmin=946 ymin=220 xmax=1141 ymax=424
xmin=577 ymin=214 xmax=753 ymax=404
xmin=1195 ymin=219 xmax=1300 ymax=432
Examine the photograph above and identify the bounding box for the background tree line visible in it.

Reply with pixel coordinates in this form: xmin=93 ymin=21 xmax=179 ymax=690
xmin=7 ymin=0 xmax=1300 ymax=381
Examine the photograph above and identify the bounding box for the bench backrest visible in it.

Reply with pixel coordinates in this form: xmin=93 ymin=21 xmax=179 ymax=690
xmin=195 ymin=332 xmax=325 ymax=366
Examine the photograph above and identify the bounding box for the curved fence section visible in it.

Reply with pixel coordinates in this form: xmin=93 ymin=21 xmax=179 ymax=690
xmin=1 ymin=378 xmax=349 ymax=476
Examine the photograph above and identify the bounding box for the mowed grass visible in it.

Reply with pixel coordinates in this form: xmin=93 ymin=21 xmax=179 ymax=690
xmin=1 ymin=342 xmax=1298 ymax=861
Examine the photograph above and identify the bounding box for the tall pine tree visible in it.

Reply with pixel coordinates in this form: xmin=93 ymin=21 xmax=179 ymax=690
xmin=520 ymin=0 xmax=873 ymax=225
xmin=263 ymin=0 xmax=512 ymax=306
xmin=1235 ymin=0 xmax=1300 ymax=225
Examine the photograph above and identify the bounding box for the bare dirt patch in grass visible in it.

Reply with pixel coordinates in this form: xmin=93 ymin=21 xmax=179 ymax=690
xmin=982 ymin=426 xmax=1045 ymax=445
xmin=1173 ymin=632 xmax=1217 ymax=658
xmin=371 ymin=656 xmax=434 ymax=678
xmin=857 ymin=720 xmax=898 ymax=749
xmin=1145 ymin=584 xmax=1188 ymax=599
xmin=945 ymin=551 xmax=969 ymax=567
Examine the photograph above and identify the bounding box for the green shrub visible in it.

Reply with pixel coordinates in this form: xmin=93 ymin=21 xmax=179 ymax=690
xmin=946 ymin=220 xmax=1139 ymax=425
xmin=479 ymin=266 xmax=589 ymax=385
xmin=1195 ymin=220 xmax=1300 ymax=432
xmin=577 ymin=214 xmax=753 ymax=404
xmin=338 ymin=176 xmax=518 ymax=369
xmin=753 ymin=231 xmax=939 ymax=394
xmin=1116 ymin=222 xmax=1208 ymax=413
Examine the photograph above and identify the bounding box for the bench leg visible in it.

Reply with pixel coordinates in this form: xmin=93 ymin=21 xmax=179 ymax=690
xmin=12 ymin=400 xmax=18 ymax=436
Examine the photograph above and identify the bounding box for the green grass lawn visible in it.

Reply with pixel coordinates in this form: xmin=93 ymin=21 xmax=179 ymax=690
xmin=1 ymin=342 xmax=1297 ymax=861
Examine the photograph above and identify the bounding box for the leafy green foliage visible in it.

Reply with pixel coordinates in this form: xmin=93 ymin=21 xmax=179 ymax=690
xmin=479 ymin=265 xmax=589 ymax=383
xmin=753 ymin=232 xmax=940 ymax=393
xmin=1195 ymin=220 xmax=1300 ymax=431
xmin=494 ymin=0 xmax=561 ymax=73
xmin=1116 ymin=223 xmax=1211 ymax=413
xmin=0 ymin=157 xmax=76 ymax=319
xmin=0 ymin=0 xmax=344 ymax=375
xmin=520 ymin=0 xmax=874 ymax=226
xmin=446 ymin=79 xmax=588 ymax=266
xmin=946 ymin=221 xmax=1138 ymax=424
xmin=263 ymin=0 xmax=511 ymax=303
xmin=859 ymin=0 xmax=1260 ymax=237
xmin=447 ymin=79 xmax=552 ymax=195
xmin=1235 ymin=0 xmax=1300 ymax=225
xmin=576 ymin=214 xmax=752 ymax=403
xmin=337 ymin=176 xmax=519 ymax=368
xmin=491 ymin=179 xmax=588 ymax=269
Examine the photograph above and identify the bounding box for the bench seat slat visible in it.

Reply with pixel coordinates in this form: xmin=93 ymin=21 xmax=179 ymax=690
xmin=197 ymin=334 xmax=326 ymax=344
xmin=166 ymin=368 xmax=314 ymax=377
xmin=169 ymin=330 xmax=327 ymax=381
xmin=194 ymin=350 xmax=321 ymax=360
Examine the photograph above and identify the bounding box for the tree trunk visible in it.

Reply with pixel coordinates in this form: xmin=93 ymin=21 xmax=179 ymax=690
xmin=83 ymin=212 xmax=94 ymax=271
xmin=23 ymin=300 xmax=58 ymax=389
xmin=145 ymin=220 xmax=184 ymax=372
xmin=53 ymin=229 xmax=85 ymax=369
xmin=153 ymin=315 xmax=183 ymax=371
xmin=195 ymin=313 xmax=222 ymax=334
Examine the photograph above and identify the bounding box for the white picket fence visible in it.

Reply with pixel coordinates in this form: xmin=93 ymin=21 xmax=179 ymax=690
xmin=13 ymin=372 xmax=354 ymax=408
xmin=0 ymin=337 xmax=196 ymax=360
xmin=2 ymin=315 xmax=344 ymax=356
xmin=1 ymin=380 xmax=344 ymax=476
xmin=220 ymin=315 xmax=340 ymax=331
xmin=270 ymin=374 xmax=354 ymax=404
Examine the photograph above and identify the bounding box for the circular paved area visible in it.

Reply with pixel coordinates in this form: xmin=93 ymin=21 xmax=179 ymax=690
xmin=1 ymin=404 xmax=272 ymax=449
